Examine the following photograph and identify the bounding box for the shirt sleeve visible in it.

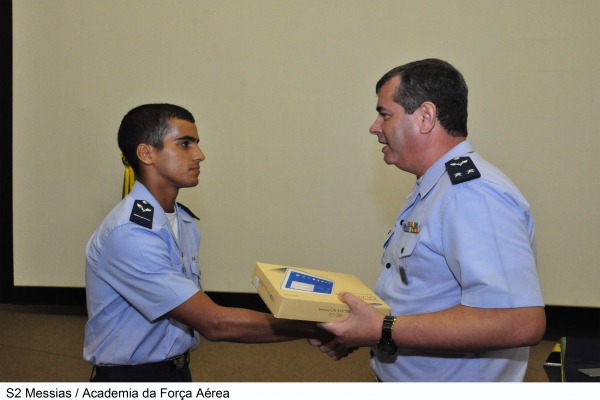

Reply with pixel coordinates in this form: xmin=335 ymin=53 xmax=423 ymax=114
xmin=94 ymin=223 xmax=200 ymax=321
xmin=441 ymin=180 xmax=544 ymax=308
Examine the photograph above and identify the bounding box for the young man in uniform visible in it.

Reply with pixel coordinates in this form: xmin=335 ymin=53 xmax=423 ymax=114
xmin=84 ymin=103 xmax=345 ymax=382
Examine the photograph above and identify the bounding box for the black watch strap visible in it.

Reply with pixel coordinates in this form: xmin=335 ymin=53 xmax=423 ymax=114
xmin=377 ymin=315 xmax=398 ymax=355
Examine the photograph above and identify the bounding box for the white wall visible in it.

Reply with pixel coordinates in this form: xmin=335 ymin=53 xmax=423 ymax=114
xmin=12 ymin=0 xmax=600 ymax=307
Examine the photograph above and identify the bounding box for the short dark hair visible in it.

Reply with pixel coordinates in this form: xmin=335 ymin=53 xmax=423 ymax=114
xmin=117 ymin=103 xmax=195 ymax=173
xmin=376 ymin=58 xmax=468 ymax=137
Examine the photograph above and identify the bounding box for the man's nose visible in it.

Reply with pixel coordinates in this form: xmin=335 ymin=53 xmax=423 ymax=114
xmin=369 ymin=118 xmax=381 ymax=135
xmin=196 ymin=146 xmax=206 ymax=161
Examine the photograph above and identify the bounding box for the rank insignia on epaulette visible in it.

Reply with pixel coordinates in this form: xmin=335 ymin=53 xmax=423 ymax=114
xmin=445 ymin=156 xmax=481 ymax=185
xmin=130 ymin=200 xmax=154 ymax=228
xmin=176 ymin=202 xmax=200 ymax=220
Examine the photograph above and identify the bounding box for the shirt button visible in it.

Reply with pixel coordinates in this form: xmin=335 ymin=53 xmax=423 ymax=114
xmin=386 ymin=263 xmax=391 ymax=269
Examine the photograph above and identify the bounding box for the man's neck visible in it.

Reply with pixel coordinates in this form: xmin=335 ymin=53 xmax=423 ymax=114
xmin=414 ymin=136 xmax=466 ymax=179
xmin=137 ymin=177 xmax=178 ymax=213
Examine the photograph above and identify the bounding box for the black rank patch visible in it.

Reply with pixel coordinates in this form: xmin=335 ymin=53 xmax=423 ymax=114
xmin=176 ymin=202 xmax=200 ymax=220
xmin=130 ymin=200 xmax=154 ymax=228
xmin=445 ymin=156 xmax=481 ymax=185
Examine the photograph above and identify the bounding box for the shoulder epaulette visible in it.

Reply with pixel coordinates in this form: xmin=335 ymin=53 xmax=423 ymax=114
xmin=445 ymin=156 xmax=481 ymax=185
xmin=129 ymin=200 xmax=154 ymax=228
xmin=177 ymin=202 xmax=200 ymax=220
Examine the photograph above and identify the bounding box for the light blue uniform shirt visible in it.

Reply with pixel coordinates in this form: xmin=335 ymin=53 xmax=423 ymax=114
xmin=372 ymin=140 xmax=544 ymax=382
xmin=84 ymin=181 xmax=201 ymax=365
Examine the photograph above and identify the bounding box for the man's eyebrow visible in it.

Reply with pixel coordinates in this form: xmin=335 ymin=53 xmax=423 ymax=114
xmin=376 ymin=106 xmax=386 ymax=113
xmin=175 ymin=135 xmax=200 ymax=143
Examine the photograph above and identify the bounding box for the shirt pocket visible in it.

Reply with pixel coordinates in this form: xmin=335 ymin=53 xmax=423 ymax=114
xmin=393 ymin=234 xmax=419 ymax=285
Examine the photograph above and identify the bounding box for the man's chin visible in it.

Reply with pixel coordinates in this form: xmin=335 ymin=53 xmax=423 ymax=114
xmin=181 ymin=179 xmax=200 ymax=188
xmin=382 ymin=150 xmax=395 ymax=165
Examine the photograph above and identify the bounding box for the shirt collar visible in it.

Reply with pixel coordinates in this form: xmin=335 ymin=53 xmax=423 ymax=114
xmin=416 ymin=140 xmax=474 ymax=199
xmin=128 ymin=181 xmax=169 ymax=227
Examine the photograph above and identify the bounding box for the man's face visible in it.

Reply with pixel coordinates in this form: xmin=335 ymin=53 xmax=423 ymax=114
xmin=151 ymin=118 xmax=205 ymax=189
xmin=369 ymin=76 xmax=420 ymax=173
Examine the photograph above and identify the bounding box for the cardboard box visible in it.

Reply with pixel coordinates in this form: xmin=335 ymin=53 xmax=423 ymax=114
xmin=250 ymin=262 xmax=391 ymax=322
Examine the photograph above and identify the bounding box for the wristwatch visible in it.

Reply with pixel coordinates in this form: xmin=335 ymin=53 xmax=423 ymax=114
xmin=377 ymin=315 xmax=398 ymax=355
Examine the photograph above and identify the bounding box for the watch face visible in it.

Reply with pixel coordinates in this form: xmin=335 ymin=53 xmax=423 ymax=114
xmin=378 ymin=340 xmax=397 ymax=355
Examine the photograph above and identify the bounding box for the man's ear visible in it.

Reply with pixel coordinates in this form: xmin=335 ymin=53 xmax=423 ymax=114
xmin=418 ymin=101 xmax=437 ymax=134
xmin=136 ymin=143 xmax=154 ymax=166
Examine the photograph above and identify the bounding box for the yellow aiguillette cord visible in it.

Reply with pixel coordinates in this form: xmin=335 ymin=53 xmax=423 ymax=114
xmin=121 ymin=153 xmax=136 ymax=198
